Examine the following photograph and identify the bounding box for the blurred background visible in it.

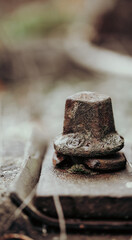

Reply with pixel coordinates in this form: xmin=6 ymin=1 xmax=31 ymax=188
xmin=0 ymin=0 xmax=132 ymax=195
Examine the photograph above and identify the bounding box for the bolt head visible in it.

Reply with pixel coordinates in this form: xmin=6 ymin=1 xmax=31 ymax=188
xmin=54 ymin=92 xmax=124 ymax=157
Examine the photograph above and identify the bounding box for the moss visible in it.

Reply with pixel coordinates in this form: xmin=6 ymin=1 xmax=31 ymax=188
xmin=68 ymin=164 xmax=96 ymax=175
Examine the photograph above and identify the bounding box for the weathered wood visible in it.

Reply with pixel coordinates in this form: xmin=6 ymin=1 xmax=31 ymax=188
xmin=0 ymin=127 xmax=47 ymax=236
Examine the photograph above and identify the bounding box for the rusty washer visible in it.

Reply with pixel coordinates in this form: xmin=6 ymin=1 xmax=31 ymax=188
xmin=54 ymin=91 xmax=124 ymax=157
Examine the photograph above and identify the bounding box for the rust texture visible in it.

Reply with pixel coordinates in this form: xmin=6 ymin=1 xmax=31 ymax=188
xmin=63 ymin=92 xmax=115 ymax=138
xmin=35 ymin=146 xmax=132 ymax=220
xmin=53 ymin=151 xmax=126 ymax=172
xmin=53 ymin=91 xmax=125 ymax=172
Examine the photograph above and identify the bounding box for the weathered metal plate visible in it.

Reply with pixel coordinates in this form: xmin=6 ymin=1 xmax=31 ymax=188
xmin=10 ymin=141 xmax=132 ymax=231
xmin=35 ymin=145 xmax=132 ymax=220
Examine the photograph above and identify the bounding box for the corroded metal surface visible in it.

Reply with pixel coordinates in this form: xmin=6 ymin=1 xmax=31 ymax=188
xmin=85 ymin=152 xmax=126 ymax=171
xmin=8 ymin=144 xmax=132 ymax=232
xmin=54 ymin=91 xmax=125 ymax=172
xmin=53 ymin=151 xmax=126 ymax=172
xmin=54 ymin=92 xmax=124 ymax=158
xmin=54 ymin=132 xmax=124 ymax=157
xmin=35 ymin=146 xmax=132 ymax=220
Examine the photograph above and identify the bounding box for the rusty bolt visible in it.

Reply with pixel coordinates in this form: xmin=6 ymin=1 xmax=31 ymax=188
xmin=54 ymin=91 xmax=124 ymax=158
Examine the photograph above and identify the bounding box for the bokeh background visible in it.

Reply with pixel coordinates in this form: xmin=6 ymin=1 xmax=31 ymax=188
xmin=0 ymin=0 xmax=132 ymax=197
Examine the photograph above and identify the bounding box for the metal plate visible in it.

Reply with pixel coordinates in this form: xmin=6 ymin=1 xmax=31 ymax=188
xmin=10 ymin=143 xmax=132 ymax=231
xmin=35 ymin=146 xmax=132 ymax=220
